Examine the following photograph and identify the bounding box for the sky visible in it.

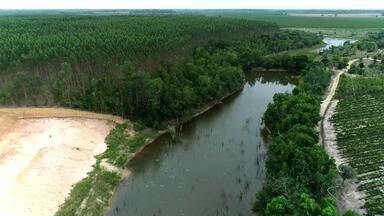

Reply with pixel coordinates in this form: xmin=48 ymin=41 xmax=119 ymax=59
xmin=0 ymin=0 xmax=383 ymax=10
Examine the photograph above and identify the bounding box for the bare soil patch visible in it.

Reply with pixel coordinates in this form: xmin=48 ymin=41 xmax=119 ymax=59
xmin=0 ymin=117 xmax=115 ymax=216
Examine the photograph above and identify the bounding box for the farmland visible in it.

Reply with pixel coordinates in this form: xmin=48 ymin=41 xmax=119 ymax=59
xmin=204 ymin=10 xmax=384 ymax=30
xmin=205 ymin=11 xmax=384 ymax=29
xmin=333 ymin=75 xmax=384 ymax=215
xmin=202 ymin=10 xmax=384 ymax=39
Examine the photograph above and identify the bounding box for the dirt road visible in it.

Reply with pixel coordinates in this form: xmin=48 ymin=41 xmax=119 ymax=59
xmin=320 ymin=57 xmax=381 ymax=144
xmin=320 ymin=59 xmax=360 ymax=117
xmin=320 ymin=57 xmax=381 ymax=215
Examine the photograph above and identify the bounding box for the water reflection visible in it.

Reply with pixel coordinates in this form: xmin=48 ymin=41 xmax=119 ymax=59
xmin=316 ymin=37 xmax=357 ymax=52
xmin=247 ymin=70 xmax=298 ymax=86
xmin=108 ymin=71 xmax=295 ymax=216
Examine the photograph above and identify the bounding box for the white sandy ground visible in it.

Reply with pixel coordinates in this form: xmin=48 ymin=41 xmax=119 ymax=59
xmin=320 ymin=58 xmax=382 ymax=215
xmin=323 ymin=100 xmax=345 ymax=167
xmin=319 ymin=59 xmax=359 ymax=118
xmin=0 ymin=108 xmax=125 ymax=216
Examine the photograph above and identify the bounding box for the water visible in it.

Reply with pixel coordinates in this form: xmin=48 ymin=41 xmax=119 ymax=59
xmin=107 ymin=71 xmax=296 ymax=216
xmin=316 ymin=37 xmax=357 ymax=52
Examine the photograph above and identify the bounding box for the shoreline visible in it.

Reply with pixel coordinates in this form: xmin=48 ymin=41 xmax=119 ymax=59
xmin=1 ymin=88 xmax=241 ymax=205
xmin=126 ymin=88 xmax=243 ymax=165
xmin=104 ymin=87 xmax=243 ymax=214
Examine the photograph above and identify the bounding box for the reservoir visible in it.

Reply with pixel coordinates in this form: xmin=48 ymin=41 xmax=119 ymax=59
xmin=108 ymin=71 xmax=296 ymax=216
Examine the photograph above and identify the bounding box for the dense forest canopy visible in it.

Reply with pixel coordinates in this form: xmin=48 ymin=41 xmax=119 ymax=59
xmin=0 ymin=15 xmax=274 ymax=73
xmin=256 ymin=64 xmax=338 ymax=216
xmin=0 ymin=14 xmax=322 ymax=126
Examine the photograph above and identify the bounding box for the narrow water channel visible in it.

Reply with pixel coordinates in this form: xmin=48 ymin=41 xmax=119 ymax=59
xmin=108 ymin=71 xmax=296 ymax=216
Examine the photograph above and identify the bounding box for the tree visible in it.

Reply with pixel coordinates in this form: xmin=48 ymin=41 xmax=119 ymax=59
xmin=12 ymin=71 xmax=42 ymax=104
xmin=321 ymin=198 xmax=338 ymax=216
xmin=339 ymin=164 xmax=357 ymax=184
xmin=349 ymin=65 xmax=364 ymax=75
xmin=298 ymin=193 xmax=321 ymax=215
xmin=52 ymin=62 xmax=72 ymax=105
xmin=265 ymin=196 xmax=292 ymax=216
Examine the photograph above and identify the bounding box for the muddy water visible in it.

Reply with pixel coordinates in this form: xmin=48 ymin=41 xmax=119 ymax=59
xmin=107 ymin=71 xmax=296 ymax=216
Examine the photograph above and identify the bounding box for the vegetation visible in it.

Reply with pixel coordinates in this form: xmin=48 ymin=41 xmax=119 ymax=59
xmin=55 ymin=124 xmax=157 ymax=216
xmin=320 ymin=31 xmax=384 ymax=70
xmin=35 ymin=15 xmax=323 ymax=215
xmin=0 ymin=15 xmax=270 ymax=72
xmin=289 ymin=28 xmax=378 ymax=41
xmin=0 ymin=14 xmax=321 ymax=127
xmin=342 ymin=210 xmax=360 ymax=216
xmin=202 ymin=11 xmax=384 ymax=29
xmin=333 ymin=75 xmax=384 ymax=215
xmin=254 ymin=64 xmax=339 ymax=215
xmin=349 ymin=60 xmax=384 ymax=76
xmin=2 ymin=10 xmax=383 ymax=216
xmin=202 ymin=10 xmax=383 ymax=42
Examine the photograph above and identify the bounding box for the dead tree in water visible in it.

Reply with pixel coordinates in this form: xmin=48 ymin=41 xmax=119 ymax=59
xmin=169 ymin=117 xmax=183 ymax=140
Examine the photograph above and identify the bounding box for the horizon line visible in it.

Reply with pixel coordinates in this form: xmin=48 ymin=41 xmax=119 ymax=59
xmin=1 ymin=8 xmax=384 ymax=10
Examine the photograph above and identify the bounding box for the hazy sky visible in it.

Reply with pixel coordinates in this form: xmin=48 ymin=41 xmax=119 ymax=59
xmin=0 ymin=0 xmax=383 ymax=10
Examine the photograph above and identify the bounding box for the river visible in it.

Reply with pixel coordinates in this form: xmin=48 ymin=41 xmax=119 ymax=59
xmin=107 ymin=71 xmax=295 ymax=216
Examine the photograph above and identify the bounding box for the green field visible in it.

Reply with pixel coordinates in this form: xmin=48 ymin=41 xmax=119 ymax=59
xmin=205 ymin=11 xmax=384 ymax=29
xmin=202 ymin=10 xmax=384 ymax=39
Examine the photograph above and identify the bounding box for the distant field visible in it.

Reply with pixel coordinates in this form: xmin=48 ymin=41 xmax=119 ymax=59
xmin=207 ymin=12 xmax=384 ymax=29
xmin=201 ymin=11 xmax=384 ymax=40
xmin=288 ymin=13 xmax=383 ymax=18
xmin=287 ymin=28 xmax=377 ymax=40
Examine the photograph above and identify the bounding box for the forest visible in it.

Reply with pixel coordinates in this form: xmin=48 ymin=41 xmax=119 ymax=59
xmin=255 ymin=64 xmax=341 ymax=215
xmin=0 ymin=15 xmax=322 ymax=126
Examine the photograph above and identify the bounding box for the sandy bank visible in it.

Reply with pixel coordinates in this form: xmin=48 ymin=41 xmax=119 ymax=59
xmin=0 ymin=107 xmax=124 ymax=123
xmin=0 ymin=118 xmax=114 ymax=216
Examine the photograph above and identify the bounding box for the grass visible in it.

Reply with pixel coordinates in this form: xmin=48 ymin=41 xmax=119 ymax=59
xmin=278 ymin=41 xmax=325 ymax=56
xmin=55 ymin=123 xmax=158 ymax=216
xmin=103 ymin=124 xmax=156 ymax=167
xmin=55 ymin=167 xmax=120 ymax=216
